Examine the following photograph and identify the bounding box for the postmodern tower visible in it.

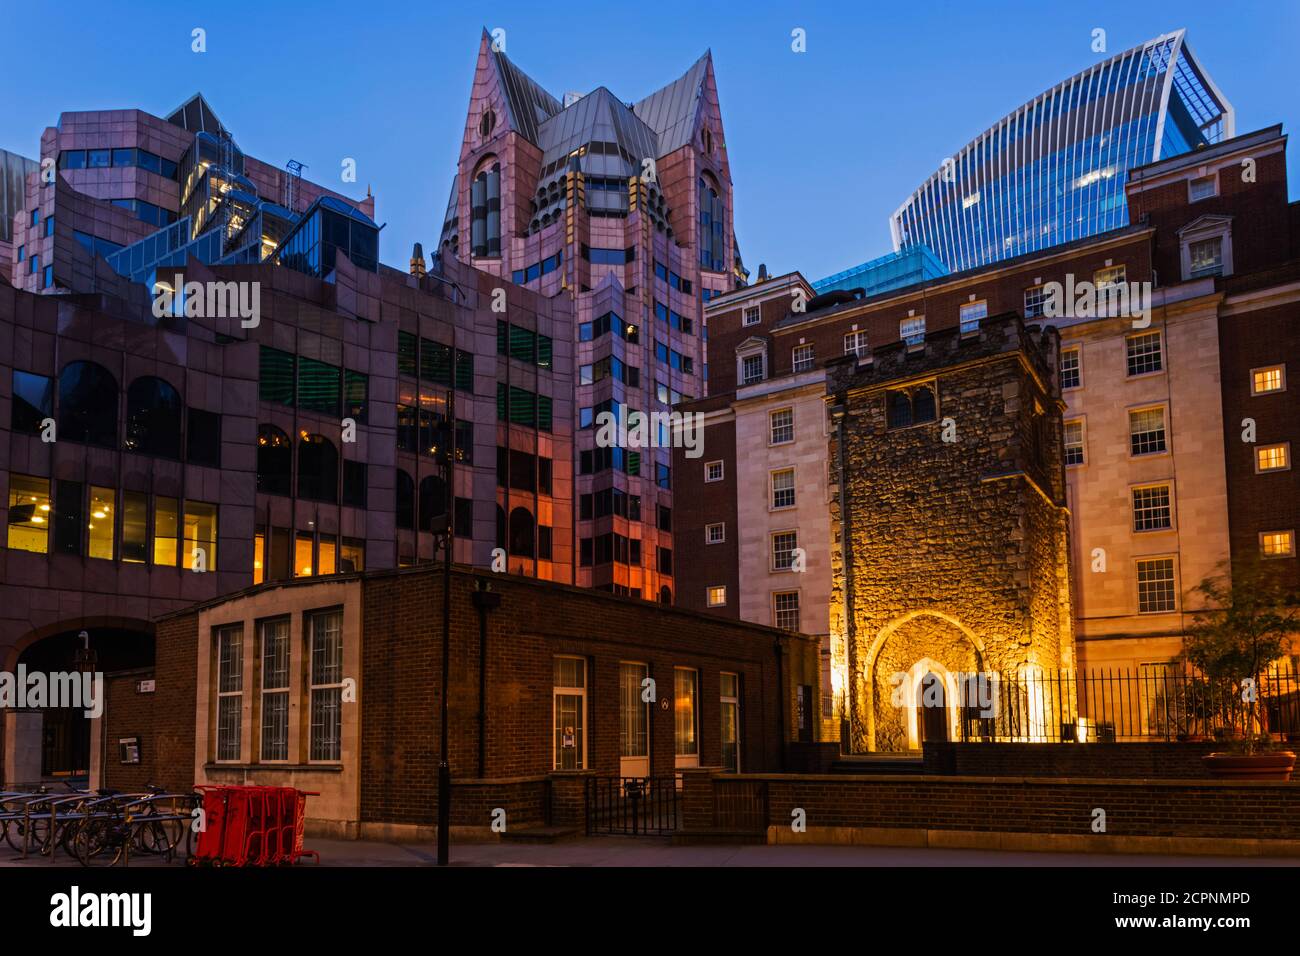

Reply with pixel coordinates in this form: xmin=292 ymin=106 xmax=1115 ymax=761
xmin=437 ymin=31 xmax=748 ymax=602
xmin=890 ymin=29 xmax=1233 ymax=272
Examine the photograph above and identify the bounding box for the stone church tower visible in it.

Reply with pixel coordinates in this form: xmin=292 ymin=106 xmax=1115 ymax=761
xmin=827 ymin=314 xmax=1075 ymax=752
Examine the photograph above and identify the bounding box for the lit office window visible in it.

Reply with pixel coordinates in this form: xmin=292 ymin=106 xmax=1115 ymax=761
xmin=1251 ymin=365 xmax=1285 ymax=396
xmin=707 ymin=585 xmax=727 ymax=606
xmin=553 ymin=657 xmax=586 ymax=770
xmin=87 ymin=486 xmax=115 ymax=560
xmin=6 ymin=475 xmax=51 ymax=553
xmin=619 ymin=663 xmax=649 ymax=761
xmin=184 ymin=501 xmax=218 ymax=570
xmin=1260 ymin=531 xmax=1295 ymax=558
xmin=674 ymin=668 xmax=699 ymax=758
xmin=1256 ymin=443 xmax=1290 ymax=473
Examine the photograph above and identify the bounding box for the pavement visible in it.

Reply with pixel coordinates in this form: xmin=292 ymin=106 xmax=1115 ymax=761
xmin=4 ymin=835 xmax=1299 ymax=868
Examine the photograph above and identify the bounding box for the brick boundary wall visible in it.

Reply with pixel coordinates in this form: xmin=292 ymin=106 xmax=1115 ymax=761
xmin=923 ymin=741 xmax=1245 ymax=778
xmin=678 ymin=772 xmax=1300 ymax=856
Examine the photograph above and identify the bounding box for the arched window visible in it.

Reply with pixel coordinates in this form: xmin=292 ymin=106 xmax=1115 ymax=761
xmin=886 ymin=391 xmax=913 ymax=429
xmin=470 ymin=160 xmax=501 ymax=258
xmin=479 ymin=109 xmax=496 ymax=139
xmin=257 ymin=425 xmax=292 ymax=496
xmin=495 ymin=505 xmax=506 ymax=550
xmin=297 ymin=434 xmax=338 ymax=503
xmin=58 ymin=361 xmax=117 ymax=447
xmin=508 ymin=507 xmax=535 ymax=558
xmin=659 ymin=586 xmax=672 ymax=605
xmin=124 ymin=376 xmax=183 ymax=458
xmin=419 ymin=475 xmax=446 ymax=532
xmin=396 ymin=469 xmax=415 ymax=530
xmin=912 ymin=385 xmax=937 ymax=424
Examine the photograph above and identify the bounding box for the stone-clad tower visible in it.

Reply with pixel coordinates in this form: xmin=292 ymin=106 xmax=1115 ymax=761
xmin=827 ymin=314 xmax=1075 ymax=752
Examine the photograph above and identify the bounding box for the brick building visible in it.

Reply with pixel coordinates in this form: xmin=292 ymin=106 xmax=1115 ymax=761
xmin=95 ymin=566 xmax=821 ymax=839
xmin=675 ymin=124 xmax=1300 ymax=748
xmin=1 ymin=95 xmax=575 ymax=786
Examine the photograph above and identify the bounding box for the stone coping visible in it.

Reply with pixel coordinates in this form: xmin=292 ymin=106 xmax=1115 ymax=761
xmin=716 ymin=771 xmax=1300 ymax=788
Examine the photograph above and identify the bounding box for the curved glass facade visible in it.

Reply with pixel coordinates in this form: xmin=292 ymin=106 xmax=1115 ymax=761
xmin=891 ymin=30 xmax=1233 ymax=272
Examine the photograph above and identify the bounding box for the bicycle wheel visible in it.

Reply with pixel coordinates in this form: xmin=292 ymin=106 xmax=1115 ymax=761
xmin=70 ymin=818 xmax=123 ymax=868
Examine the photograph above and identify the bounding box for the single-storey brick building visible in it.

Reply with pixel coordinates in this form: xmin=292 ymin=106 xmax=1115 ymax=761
xmin=96 ymin=565 xmax=823 ymax=839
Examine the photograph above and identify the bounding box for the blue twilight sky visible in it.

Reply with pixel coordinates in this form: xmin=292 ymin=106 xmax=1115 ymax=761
xmin=2 ymin=0 xmax=1296 ymax=278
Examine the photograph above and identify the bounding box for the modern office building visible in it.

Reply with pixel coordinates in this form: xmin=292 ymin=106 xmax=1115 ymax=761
xmin=812 ymin=245 xmax=947 ymax=296
xmin=435 ymin=31 xmax=748 ymax=603
xmin=0 ymin=147 xmax=39 ymax=266
xmin=677 ymin=124 xmax=1300 ymax=748
xmin=1 ymin=95 xmax=575 ymax=786
xmin=890 ymin=29 xmax=1234 ymax=273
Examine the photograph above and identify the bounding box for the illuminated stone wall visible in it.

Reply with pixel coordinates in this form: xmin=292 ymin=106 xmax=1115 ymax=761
xmin=828 ymin=314 xmax=1075 ymax=752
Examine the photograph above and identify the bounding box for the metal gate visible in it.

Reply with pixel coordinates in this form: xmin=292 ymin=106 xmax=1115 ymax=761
xmin=585 ymin=776 xmax=678 ymax=836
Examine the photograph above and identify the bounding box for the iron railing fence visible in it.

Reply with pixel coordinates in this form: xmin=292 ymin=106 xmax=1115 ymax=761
xmin=585 ymin=776 xmax=678 ymax=836
xmin=953 ymin=665 xmax=1300 ymax=743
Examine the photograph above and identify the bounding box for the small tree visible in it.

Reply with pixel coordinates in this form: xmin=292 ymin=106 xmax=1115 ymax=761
xmin=1180 ymin=556 xmax=1300 ymax=753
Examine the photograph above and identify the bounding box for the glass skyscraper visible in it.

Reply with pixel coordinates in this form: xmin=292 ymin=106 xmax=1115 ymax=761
xmin=890 ymin=30 xmax=1233 ymax=273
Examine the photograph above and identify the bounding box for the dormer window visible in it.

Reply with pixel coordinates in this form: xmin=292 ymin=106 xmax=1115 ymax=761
xmin=1179 ymin=215 xmax=1233 ymax=281
xmin=741 ymin=353 xmax=765 ymax=385
xmin=1188 ymin=174 xmax=1217 ymax=202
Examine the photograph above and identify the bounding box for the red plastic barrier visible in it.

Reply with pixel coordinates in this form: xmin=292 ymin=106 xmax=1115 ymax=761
xmin=189 ymin=786 xmax=318 ymax=867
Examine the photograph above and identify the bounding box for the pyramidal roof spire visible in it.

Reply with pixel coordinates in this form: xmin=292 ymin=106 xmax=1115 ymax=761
xmin=477 ymin=27 xmax=562 ymax=144
xmin=632 ymin=50 xmax=712 ymax=155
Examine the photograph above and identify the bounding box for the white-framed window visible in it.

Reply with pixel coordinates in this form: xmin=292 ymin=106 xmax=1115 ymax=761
xmin=259 ymin=617 xmax=290 ymax=761
xmin=705 ymin=459 xmax=724 ymax=482
xmin=771 ymin=468 xmax=795 ymax=509
xmin=742 ymin=305 xmax=761 ymax=326
xmin=1129 ymin=406 xmax=1167 ymax=456
xmin=1132 ymin=484 xmax=1173 ymax=532
xmin=1064 ymin=419 xmax=1085 ymax=466
xmin=1251 ymin=365 xmax=1286 ymax=396
xmin=1136 ymin=557 xmax=1177 ymax=614
xmin=769 ymin=408 xmax=794 ymax=445
xmin=1094 ymin=265 xmax=1127 ymax=289
xmin=1180 ymin=217 xmax=1233 ymax=280
xmin=707 ymin=585 xmax=727 ymax=606
xmin=215 ymin=624 xmax=243 ymax=762
xmin=674 ymin=668 xmax=699 ymax=759
xmin=771 ymin=530 xmax=798 ymax=571
xmin=843 ymin=330 xmax=870 ymax=358
xmin=1024 ymin=286 xmax=1048 ymax=319
xmin=773 ymin=590 xmax=800 ymax=630
xmin=308 ymin=608 xmax=344 ymax=761
xmin=792 ymin=343 xmax=815 ymax=373
xmin=705 ymin=522 xmax=725 ymax=545
xmin=959 ymin=300 xmax=987 ymax=334
xmin=741 ymin=352 xmax=765 ymax=385
xmin=619 ymin=662 xmax=649 ymax=761
xmin=1260 ymin=531 xmax=1296 ymax=559
xmin=1060 ymin=346 xmax=1081 ymax=389
xmin=1126 ymin=331 xmax=1163 ymax=376
xmin=900 ymin=316 xmax=926 ymax=348
xmin=1188 ymin=237 xmax=1224 ymax=277
xmin=1256 ymin=442 xmax=1290 ymax=473
xmin=553 ymin=656 xmax=587 ymax=770
xmin=720 ymin=673 xmax=740 ymax=773
xmin=1188 ymin=174 xmax=1218 ymax=202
